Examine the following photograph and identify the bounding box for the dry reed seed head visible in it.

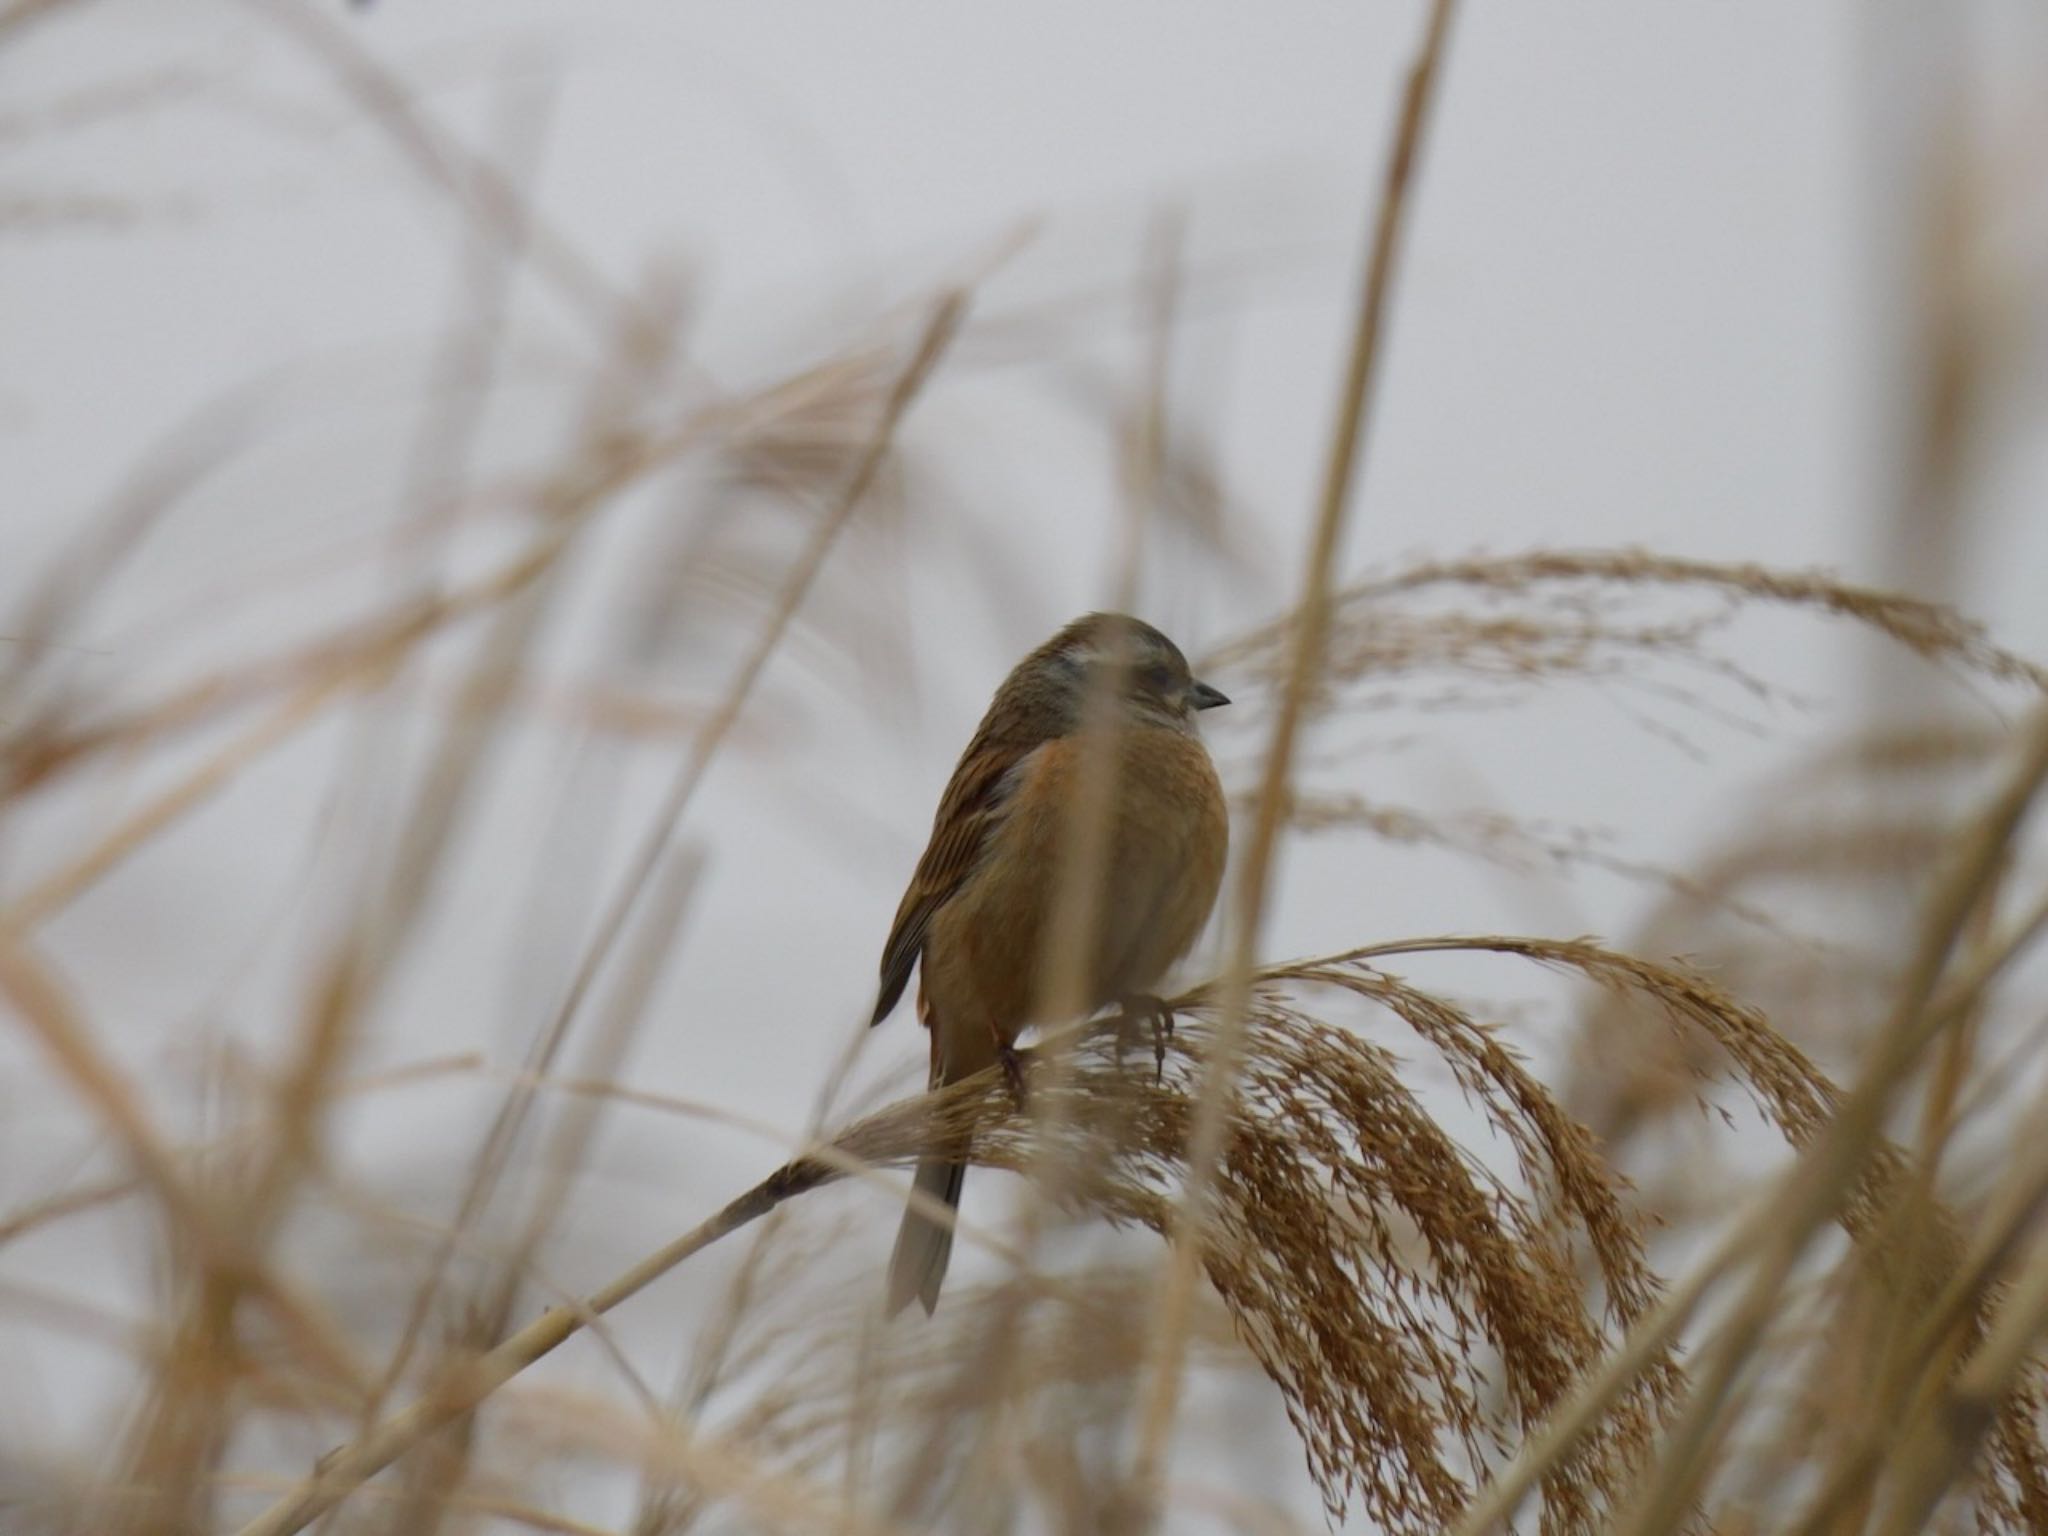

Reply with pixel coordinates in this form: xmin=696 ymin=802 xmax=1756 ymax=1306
xmin=826 ymin=985 xmax=1685 ymax=1532
xmin=817 ymin=931 xmax=2048 ymax=1530
xmin=1205 ymin=550 xmax=2048 ymax=735
xmin=1346 ymin=936 xmax=2048 ymax=1530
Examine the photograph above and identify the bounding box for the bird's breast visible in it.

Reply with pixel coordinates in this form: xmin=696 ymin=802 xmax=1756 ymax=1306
xmin=921 ymin=726 xmax=1228 ymax=1040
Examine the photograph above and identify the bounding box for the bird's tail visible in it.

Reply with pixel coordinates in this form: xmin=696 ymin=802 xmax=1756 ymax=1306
xmin=886 ymin=1155 xmax=966 ymax=1317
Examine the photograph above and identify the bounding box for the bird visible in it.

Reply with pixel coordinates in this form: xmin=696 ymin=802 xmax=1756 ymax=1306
xmin=871 ymin=612 xmax=1231 ymax=1316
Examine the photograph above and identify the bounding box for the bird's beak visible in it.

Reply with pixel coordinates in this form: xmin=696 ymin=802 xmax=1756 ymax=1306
xmin=1189 ymin=679 xmax=1230 ymax=711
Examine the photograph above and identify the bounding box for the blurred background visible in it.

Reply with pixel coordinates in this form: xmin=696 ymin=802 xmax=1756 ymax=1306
xmin=4 ymin=3 xmax=2048 ymax=1532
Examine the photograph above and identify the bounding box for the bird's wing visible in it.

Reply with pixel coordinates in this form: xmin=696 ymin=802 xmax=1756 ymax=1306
xmin=872 ymin=729 xmax=1042 ymax=1026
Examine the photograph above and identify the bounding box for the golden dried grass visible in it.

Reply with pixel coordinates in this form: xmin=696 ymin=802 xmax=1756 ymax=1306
xmin=6 ymin=5 xmax=2048 ymax=1536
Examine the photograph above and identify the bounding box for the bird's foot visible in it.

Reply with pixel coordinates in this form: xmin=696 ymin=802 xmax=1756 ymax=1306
xmin=1117 ymin=993 xmax=1176 ymax=1084
xmin=989 ymin=1022 xmax=1029 ymax=1112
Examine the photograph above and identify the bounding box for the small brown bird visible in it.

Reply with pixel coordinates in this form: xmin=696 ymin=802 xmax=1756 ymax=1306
xmin=872 ymin=612 xmax=1231 ymax=1315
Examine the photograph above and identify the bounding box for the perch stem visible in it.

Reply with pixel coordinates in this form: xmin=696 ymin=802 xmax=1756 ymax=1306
xmin=232 ymin=1162 xmax=824 ymax=1536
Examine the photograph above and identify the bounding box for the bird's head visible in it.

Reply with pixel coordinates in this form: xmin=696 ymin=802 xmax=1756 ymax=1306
xmin=1033 ymin=611 xmax=1230 ymax=733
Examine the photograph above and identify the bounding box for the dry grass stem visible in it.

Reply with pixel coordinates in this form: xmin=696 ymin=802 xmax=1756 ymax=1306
xmin=1130 ymin=0 xmax=1463 ymax=1514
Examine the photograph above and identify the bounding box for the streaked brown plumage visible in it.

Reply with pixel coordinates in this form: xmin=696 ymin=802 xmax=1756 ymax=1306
xmin=872 ymin=612 xmax=1230 ymax=1315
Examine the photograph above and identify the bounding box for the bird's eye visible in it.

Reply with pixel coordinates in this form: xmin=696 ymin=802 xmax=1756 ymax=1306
xmin=1140 ymin=661 xmax=1174 ymax=693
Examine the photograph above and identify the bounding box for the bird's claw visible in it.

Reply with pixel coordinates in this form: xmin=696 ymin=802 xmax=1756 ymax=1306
xmin=987 ymin=1021 xmax=1029 ymax=1112
xmin=1118 ymin=993 xmax=1176 ymax=1084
